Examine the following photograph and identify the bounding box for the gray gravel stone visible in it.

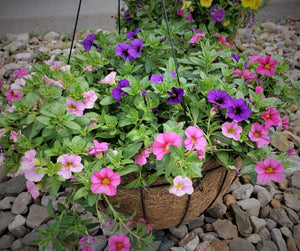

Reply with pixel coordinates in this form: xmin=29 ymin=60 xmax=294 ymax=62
xmin=0 ymin=211 xmax=16 ymax=235
xmin=26 ymin=204 xmax=51 ymax=228
xmin=0 ymin=174 xmax=27 ymax=196
xmin=271 ymin=228 xmax=288 ymax=251
xmin=0 ymin=196 xmax=16 ymax=210
xmin=11 ymin=192 xmax=32 ymax=215
xmin=232 ymin=183 xmax=254 ymax=200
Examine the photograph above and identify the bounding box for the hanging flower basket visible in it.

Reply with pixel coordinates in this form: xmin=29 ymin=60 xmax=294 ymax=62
xmin=99 ymin=156 xmax=242 ymax=229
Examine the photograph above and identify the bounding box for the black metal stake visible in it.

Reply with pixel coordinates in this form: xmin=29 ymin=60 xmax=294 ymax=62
xmin=118 ymin=0 xmax=121 ymax=34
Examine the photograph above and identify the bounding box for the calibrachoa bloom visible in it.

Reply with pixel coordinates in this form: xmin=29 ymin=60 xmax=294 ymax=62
xmin=232 ymin=69 xmax=256 ymax=84
xmin=21 ymin=150 xmax=44 ymax=182
xmin=167 ymin=87 xmax=184 ymax=104
xmin=138 ymin=218 xmax=153 ymax=234
xmin=26 ymin=180 xmax=40 ymax=199
xmin=210 ymin=5 xmax=225 ymax=23
xmin=57 ymin=154 xmax=84 ymax=179
xmin=83 ymin=33 xmax=97 ymax=51
xmin=280 ymin=115 xmax=289 ymax=130
xmin=88 ymin=140 xmax=110 ymax=158
xmin=260 ymin=107 xmax=281 ymax=129
xmin=184 ymin=125 xmax=207 ymax=151
xmin=153 ymin=132 xmax=182 ymax=160
xmin=128 ymin=38 xmax=143 ymax=59
xmin=126 ymin=27 xmax=141 ymax=39
xmin=66 ymin=98 xmax=85 ymax=116
xmin=101 ymin=72 xmax=116 ymax=85
xmin=187 ymin=32 xmax=205 ymax=44
xmin=227 ymin=98 xmax=252 ymax=122
xmin=231 ymin=53 xmax=240 ymax=62
xmin=11 ymin=68 xmax=28 ymax=79
xmin=10 ymin=130 xmax=23 ymax=143
xmin=207 ymin=89 xmax=232 ymax=108
xmin=150 ymin=71 xmax=176 ymax=84
xmin=200 ymin=0 xmax=213 ymax=8
xmin=82 ymin=90 xmax=98 ymax=109
xmin=91 ymin=168 xmax=120 ymax=196
xmin=108 ymin=234 xmax=130 ymax=251
xmin=221 ymin=122 xmax=243 ymax=141
xmin=49 ymin=61 xmax=62 ymax=70
xmin=169 ymin=175 xmax=194 ymax=196
xmin=78 ymin=236 xmax=95 ymax=251
xmin=112 ymin=79 xmax=130 ymax=101
xmin=135 ymin=146 xmax=152 ymax=166
xmin=248 ymin=122 xmax=270 ymax=148
xmin=5 ymin=89 xmax=24 ymax=103
xmin=255 ymin=158 xmax=285 ymax=183
xmin=213 ymin=33 xmax=230 ymax=47
xmin=256 ymin=55 xmax=278 ymax=76
xmin=177 ymin=9 xmax=184 ymax=16
xmin=115 ymin=42 xmax=134 ymax=61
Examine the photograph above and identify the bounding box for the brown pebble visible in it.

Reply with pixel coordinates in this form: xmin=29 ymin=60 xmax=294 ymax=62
xmin=224 ymin=194 xmax=237 ymax=208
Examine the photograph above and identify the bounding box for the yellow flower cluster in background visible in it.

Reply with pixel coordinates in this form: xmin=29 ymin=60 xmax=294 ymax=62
xmin=241 ymin=0 xmax=262 ymax=10
xmin=200 ymin=0 xmax=213 ymax=8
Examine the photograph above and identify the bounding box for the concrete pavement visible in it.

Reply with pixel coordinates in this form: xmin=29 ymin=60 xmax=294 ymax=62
xmin=0 ymin=0 xmax=300 ymax=39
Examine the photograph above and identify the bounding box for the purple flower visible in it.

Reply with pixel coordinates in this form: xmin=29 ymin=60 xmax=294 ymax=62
xmin=115 ymin=43 xmax=134 ymax=61
xmin=161 ymin=36 xmax=167 ymax=42
xmin=210 ymin=5 xmax=225 ymax=23
xmin=227 ymin=98 xmax=252 ymax=122
xmin=124 ymin=10 xmax=131 ymax=20
xmin=231 ymin=53 xmax=240 ymax=62
xmin=112 ymin=79 xmax=130 ymax=101
xmin=150 ymin=71 xmax=176 ymax=84
xmin=167 ymin=87 xmax=184 ymax=104
xmin=128 ymin=39 xmax=143 ymax=59
xmin=126 ymin=27 xmax=141 ymax=39
xmin=207 ymin=90 xmax=232 ymax=108
xmin=83 ymin=34 xmax=97 ymax=51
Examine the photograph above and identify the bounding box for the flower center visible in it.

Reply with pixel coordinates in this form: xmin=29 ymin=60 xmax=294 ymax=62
xmin=122 ymin=50 xmax=128 ymax=57
xmin=176 ymin=183 xmax=183 ymax=189
xmin=102 ymin=178 xmax=110 ymax=184
xmin=172 ymin=93 xmax=177 ymax=98
xmin=191 ymin=137 xmax=195 ymax=143
xmin=215 ymin=98 xmax=223 ymax=104
xmin=66 ymin=162 xmax=74 ymax=169
xmin=265 ymin=114 xmax=270 ymax=118
xmin=264 ymin=64 xmax=270 ymax=69
xmin=253 ymin=132 xmax=260 ymax=137
xmin=164 ymin=144 xmax=168 ymax=151
xmin=234 ymin=107 xmax=241 ymax=115
xmin=228 ymin=128 xmax=235 ymax=134
xmin=266 ymin=167 xmax=273 ymax=173
xmin=69 ymin=105 xmax=77 ymax=110
xmin=117 ymin=242 xmax=123 ymax=249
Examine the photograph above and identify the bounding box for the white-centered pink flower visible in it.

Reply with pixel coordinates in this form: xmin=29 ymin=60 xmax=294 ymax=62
xmin=57 ymin=154 xmax=84 ymax=179
xmin=60 ymin=65 xmax=71 ymax=72
xmin=169 ymin=175 xmax=194 ymax=196
xmin=101 ymin=72 xmax=116 ymax=85
xmin=221 ymin=122 xmax=242 ymax=141
xmin=66 ymin=98 xmax=85 ymax=116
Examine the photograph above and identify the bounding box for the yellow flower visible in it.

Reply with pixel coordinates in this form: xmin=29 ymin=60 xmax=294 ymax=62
xmin=181 ymin=0 xmax=192 ymax=10
xmin=223 ymin=21 xmax=230 ymax=27
xmin=200 ymin=0 xmax=213 ymax=8
xmin=241 ymin=0 xmax=262 ymax=10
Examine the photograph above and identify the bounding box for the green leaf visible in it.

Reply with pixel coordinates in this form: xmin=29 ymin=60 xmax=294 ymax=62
xmin=123 ymin=142 xmax=143 ymax=159
xmin=88 ymin=193 xmax=98 ymax=207
xmin=145 ymin=57 xmax=154 ymax=73
xmin=74 ymin=187 xmax=89 ymax=200
xmin=36 ymin=116 xmax=51 ymax=125
xmin=47 ymin=200 xmax=57 ymax=219
xmin=216 ymin=151 xmax=230 ymax=165
xmin=61 ymin=120 xmax=81 ymax=130
xmin=100 ymin=96 xmax=116 ymax=105
xmin=118 ymin=164 xmax=141 ymax=176
xmin=25 ymin=114 xmax=36 ymax=125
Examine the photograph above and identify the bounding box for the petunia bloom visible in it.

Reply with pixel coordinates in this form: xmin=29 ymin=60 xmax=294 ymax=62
xmin=231 ymin=53 xmax=240 ymax=62
xmin=213 ymin=33 xmax=230 ymax=47
xmin=177 ymin=9 xmax=184 ymax=16
xmin=126 ymin=27 xmax=141 ymax=39
xmin=248 ymin=122 xmax=270 ymax=148
xmin=82 ymin=90 xmax=97 ymax=109
xmin=115 ymin=42 xmax=134 ymax=61
xmin=255 ymin=158 xmax=285 ymax=183
xmin=256 ymin=55 xmax=278 ymax=76
xmin=184 ymin=126 xmax=207 ymax=151
xmin=279 ymin=115 xmax=289 ymax=130
xmin=10 ymin=130 xmax=23 ymax=143
xmin=207 ymin=89 xmax=232 ymax=108
xmin=83 ymin=33 xmax=97 ymax=51
xmin=187 ymin=33 xmax=205 ymax=44
xmin=11 ymin=68 xmax=29 ymax=79
xmin=227 ymin=98 xmax=252 ymax=122
xmin=260 ymin=107 xmax=281 ymax=129
xmin=232 ymin=69 xmax=256 ymax=84
xmin=153 ymin=132 xmax=182 ymax=160
xmin=138 ymin=218 xmax=153 ymax=234
xmin=66 ymin=98 xmax=85 ymax=117
xmin=26 ymin=180 xmax=40 ymax=199
xmin=150 ymin=71 xmax=176 ymax=84
xmin=221 ymin=122 xmax=243 ymax=141
xmin=91 ymin=168 xmax=120 ymax=196
xmin=128 ymin=39 xmax=143 ymax=59
xmin=5 ymin=89 xmax=24 ymax=103
xmin=135 ymin=146 xmax=152 ymax=166
xmin=167 ymin=87 xmax=184 ymax=104
xmin=101 ymin=72 xmax=116 ymax=85
xmin=21 ymin=150 xmax=44 ymax=182
xmin=57 ymin=154 xmax=84 ymax=179
xmin=169 ymin=175 xmax=194 ymax=196
xmin=88 ymin=140 xmax=110 ymax=159
xmin=112 ymin=79 xmax=130 ymax=101
xmin=108 ymin=234 xmax=130 ymax=251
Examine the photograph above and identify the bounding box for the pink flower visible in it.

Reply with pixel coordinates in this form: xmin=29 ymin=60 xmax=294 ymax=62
xmin=82 ymin=247 xmax=94 ymax=251
xmin=44 ymin=55 xmax=56 ymax=65
xmin=169 ymin=175 xmax=194 ymax=196
xmin=187 ymin=33 xmax=205 ymax=44
xmin=232 ymin=69 xmax=256 ymax=84
xmin=101 ymin=72 xmax=116 ymax=85
xmin=221 ymin=122 xmax=242 ymax=141
xmin=57 ymin=154 xmax=84 ymax=179
xmin=60 ymin=65 xmax=70 ymax=72
xmin=260 ymin=107 xmax=281 ymax=128
xmin=279 ymin=115 xmax=289 ymax=130
xmin=287 ymin=147 xmax=297 ymax=156
xmin=84 ymin=65 xmax=93 ymax=71
xmin=66 ymin=98 xmax=85 ymax=116
xmin=184 ymin=126 xmax=207 ymax=151
xmin=26 ymin=180 xmax=40 ymax=199
xmin=256 ymin=55 xmax=278 ymax=76
xmin=255 ymin=158 xmax=285 ymax=183
xmin=5 ymin=89 xmax=24 ymax=103
xmin=42 ymin=75 xmax=64 ymax=89
xmin=49 ymin=61 xmax=62 ymax=70
xmin=135 ymin=146 xmax=152 ymax=166
xmin=213 ymin=33 xmax=230 ymax=47
xmin=82 ymin=90 xmax=97 ymax=109
xmin=197 ymin=148 xmax=206 ymax=160
xmin=91 ymin=168 xmax=120 ymax=196
xmin=79 ymin=236 xmax=95 ymax=251
xmin=177 ymin=9 xmax=184 ymax=16
xmin=153 ymin=132 xmax=182 ymax=160
xmin=248 ymin=123 xmax=270 ymax=148
xmin=108 ymin=234 xmax=130 ymax=251
xmin=21 ymin=150 xmax=44 ymax=182
xmin=12 ymin=78 xmax=26 ymax=89
xmin=10 ymin=130 xmax=23 ymax=143
xmin=11 ymin=68 xmax=29 ymax=79
xmin=138 ymin=218 xmax=153 ymax=234
xmin=250 ymin=55 xmax=260 ymax=63
xmin=88 ymin=140 xmax=110 ymax=158
xmin=188 ymin=15 xmax=194 ymax=23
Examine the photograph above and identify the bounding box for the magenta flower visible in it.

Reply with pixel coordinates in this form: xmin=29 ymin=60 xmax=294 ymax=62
xmin=279 ymin=115 xmax=289 ymax=130
xmin=287 ymin=147 xmax=297 ymax=156
xmin=213 ymin=33 xmax=230 ymax=47
xmin=91 ymin=168 xmax=121 ymax=196
xmin=187 ymin=15 xmax=194 ymax=23
xmin=177 ymin=9 xmax=184 ymax=16
xmin=248 ymin=122 xmax=270 ymax=148
xmin=184 ymin=126 xmax=207 ymax=151
xmin=260 ymin=107 xmax=281 ymax=128
xmin=138 ymin=218 xmax=153 ymax=234
xmin=20 ymin=150 xmax=44 ymax=182
xmin=44 ymin=55 xmax=56 ymax=65
xmin=82 ymin=90 xmax=97 ymax=109
xmin=79 ymin=236 xmax=95 ymax=251
xmin=10 ymin=130 xmax=23 ymax=143
xmin=221 ymin=122 xmax=243 ymax=141
xmin=153 ymin=132 xmax=182 ymax=160
xmin=255 ymin=158 xmax=285 ymax=183
xmin=88 ymin=140 xmax=110 ymax=158
xmin=227 ymin=98 xmax=252 ymax=122
xmin=108 ymin=234 xmax=130 ymax=251
xmin=26 ymin=180 xmax=40 ymax=199
xmin=66 ymin=98 xmax=85 ymax=116
xmin=5 ymin=89 xmax=24 ymax=103
xmin=232 ymin=69 xmax=256 ymax=84
xmin=197 ymin=148 xmax=206 ymax=160
xmin=135 ymin=146 xmax=152 ymax=166
xmin=101 ymin=72 xmax=116 ymax=85
xmin=187 ymin=32 xmax=205 ymax=44
xmin=11 ymin=68 xmax=29 ymax=79
xmin=167 ymin=87 xmax=184 ymax=104
xmin=169 ymin=175 xmax=194 ymax=196
xmin=57 ymin=154 xmax=84 ymax=179
xmin=256 ymin=55 xmax=278 ymax=76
